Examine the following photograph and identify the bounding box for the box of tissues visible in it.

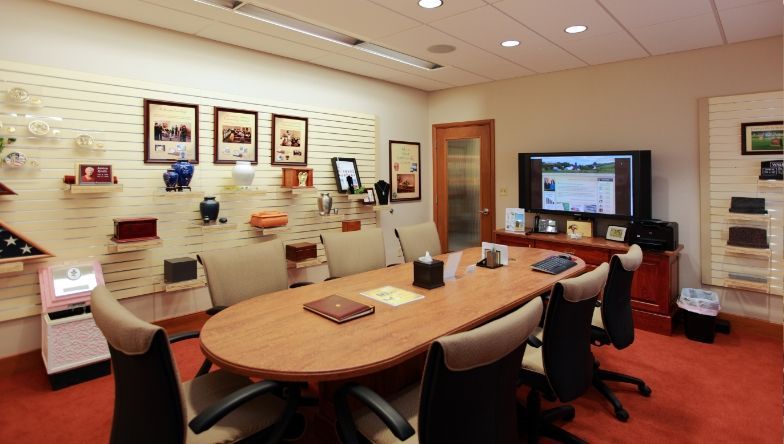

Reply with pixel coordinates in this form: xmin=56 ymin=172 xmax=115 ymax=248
xmin=413 ymin=251 xmax=444 ymax=290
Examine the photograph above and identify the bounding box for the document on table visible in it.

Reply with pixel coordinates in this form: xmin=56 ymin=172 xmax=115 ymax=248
xmin=360 ymin=286 xmax=424 ymax=307
xmin=443 ymin=251 xmax=462 ymax=281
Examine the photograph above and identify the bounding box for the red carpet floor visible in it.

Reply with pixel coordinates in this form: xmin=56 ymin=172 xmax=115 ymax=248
xmin=0 ymin=321 xmax=780 ymax=443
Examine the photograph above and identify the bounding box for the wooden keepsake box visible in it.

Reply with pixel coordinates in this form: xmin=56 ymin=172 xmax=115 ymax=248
xmin=286 ymin=242 xmax=317 ymax=262
xmin=249 ymin=211 xmax=288 ymax=228
xmin=112 ymin=217 xmax=159 ymax=243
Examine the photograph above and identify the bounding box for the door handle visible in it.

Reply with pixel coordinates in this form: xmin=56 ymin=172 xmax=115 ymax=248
xmin=479 ymin=208 xmax=489 ymax=215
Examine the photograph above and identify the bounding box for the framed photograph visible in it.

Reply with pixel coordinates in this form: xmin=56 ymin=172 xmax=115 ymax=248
xmin=364 ymin=188 xmax=376 ymax=204
xmin=76 ymin=164 xmax=113 ymax=185
xmin=271 ymin=114 xmax=307 ymax=166
xmin=214 ymin=107 xmax=258 ymax=164
xmin=741 ymin=121 xmax=783 ymax=155
xmin=331 ymin=157 xmax=361 ymax=193
xmin=605 ymin=225 xmax=627 ymax=242
xmin=144 ymin=99 xmax=199 ymax=164
xmin=389 ymin=140 xmax=421 ymax=202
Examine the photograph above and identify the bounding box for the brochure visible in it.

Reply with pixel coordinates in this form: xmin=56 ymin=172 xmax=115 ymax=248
xmin=360 ymin=286 xmax=424 ymax=307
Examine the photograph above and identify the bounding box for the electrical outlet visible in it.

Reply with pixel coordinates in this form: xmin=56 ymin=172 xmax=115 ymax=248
xmin=499 ymin=187 xmax=508 ymax=196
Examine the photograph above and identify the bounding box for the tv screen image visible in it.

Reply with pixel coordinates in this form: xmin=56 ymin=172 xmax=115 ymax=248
xmin=519 ymin=150 xmax=651 ymax=220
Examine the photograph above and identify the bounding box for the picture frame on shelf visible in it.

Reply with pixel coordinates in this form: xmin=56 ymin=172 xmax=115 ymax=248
xmin=144 ymin=99 xmax=199 ymax=164
xmin=75 ymin=164 xmax=113 ymax=185
xmin=271 ymin=114 xmax=307 ymax=166
xmin=605 ymin=225 xmax=627 ymax=242
xmin=364 ymin=188 xmax=376 ymax=204
xmin=214 ymin=107 xmax=258 ymax=164
xmin=741 ymin=121 xmax=783 ymax=155
xmin=389 ymin=140 xmax=421 ymax=202
xmin=331 ymin=157 xmax=361 ymax=193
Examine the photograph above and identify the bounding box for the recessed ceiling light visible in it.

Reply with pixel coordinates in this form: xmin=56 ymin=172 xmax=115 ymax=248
xmin=500 ymin=40 xmax=520 ymax=47
xmin=418 ymin=0 xmax=443 ymax=9
xmin=564 ymin=25 xmax=588 ymax=34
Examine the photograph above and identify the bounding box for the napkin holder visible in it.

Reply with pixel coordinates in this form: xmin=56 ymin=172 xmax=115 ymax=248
xmin=413 ymin=259 xmax=444 ymax=290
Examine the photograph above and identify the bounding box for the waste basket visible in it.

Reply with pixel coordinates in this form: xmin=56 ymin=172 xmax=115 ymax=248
xmin=677 ymin=288 xmax=720 ymax=344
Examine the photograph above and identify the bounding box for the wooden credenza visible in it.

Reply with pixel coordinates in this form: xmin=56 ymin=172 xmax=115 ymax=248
xmin=494 ymin=230 xmax=683 ymax=335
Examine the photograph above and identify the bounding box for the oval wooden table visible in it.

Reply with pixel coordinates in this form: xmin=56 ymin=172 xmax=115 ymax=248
xmin=200 ymin=246 xmax=585 ymax=382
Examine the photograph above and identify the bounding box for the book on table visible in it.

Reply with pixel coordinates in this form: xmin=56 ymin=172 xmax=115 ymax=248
xmin=303 ymin=294 xmax=375 ymax=323
xmin=361 ymin=286 xmax=424 ymax=307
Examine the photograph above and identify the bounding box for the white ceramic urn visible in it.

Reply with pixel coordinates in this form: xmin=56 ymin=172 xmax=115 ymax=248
xmin=232 ymin=161 xmax=255 ymax=186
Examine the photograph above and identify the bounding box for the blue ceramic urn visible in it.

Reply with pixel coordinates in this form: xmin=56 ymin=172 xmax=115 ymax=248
xmin=172 ymin=159 xmax=194 ymax=188
xmin=162 ymin=169 xmax=179 ymax=191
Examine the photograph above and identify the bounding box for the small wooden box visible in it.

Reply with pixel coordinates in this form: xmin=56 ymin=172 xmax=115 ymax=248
xmin=286 ymin=242 xmax=317 ymax=262
xmin=281 ymin=167 xmax=313 ymax=188
xmin=342 ymin=220 xmax=361 ymax=232
xmin=164 ymin=257 xmax=197 ymax=283
xmin=112 ymin=217 xmax=159 ymax=243
xmin=413 ymin=259 xmax=444 ymax=290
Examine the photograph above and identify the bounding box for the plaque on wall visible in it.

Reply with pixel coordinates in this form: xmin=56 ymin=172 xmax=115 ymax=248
xmin=759 ymin=160 xmax=783 ymax=180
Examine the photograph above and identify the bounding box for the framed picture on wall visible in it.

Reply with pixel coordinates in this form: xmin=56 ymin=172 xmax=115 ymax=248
xmin=214 ymin=107 xmax=258 ymax=164
xmin=271 ymin=114 xmax=308 ymax=166
xmin=389 ymin=140 xmax=421 ymax=202
xmin=331 ymin=157 xmax=361 ymax=193
xmin=741 ymin=121 xmax=783 ymax=155
xmin=144 ymin=99 xmax=199 ymax=164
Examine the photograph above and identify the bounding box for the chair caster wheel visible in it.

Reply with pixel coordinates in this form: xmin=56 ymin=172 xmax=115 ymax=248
xmin=639 ymin=385 xmax=652 ymax=397
xmin=615 ymin=408 xmax=629 ymax=422
xmin=564 ymin=410 xmax=575 ymax=421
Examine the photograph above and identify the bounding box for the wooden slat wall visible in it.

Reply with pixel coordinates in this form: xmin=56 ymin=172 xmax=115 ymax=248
xmin=703 ymin=91 xmax=783 ymax=296
xmin=0 ymin=61 xmax=377 ymax=322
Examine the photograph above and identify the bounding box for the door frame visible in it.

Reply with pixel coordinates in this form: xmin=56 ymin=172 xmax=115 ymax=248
xmin=432 ymin=119 xmax=495 ymax=252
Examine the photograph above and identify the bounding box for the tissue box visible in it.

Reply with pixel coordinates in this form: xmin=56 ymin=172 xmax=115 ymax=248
xmin=413 ymin=259 xmax=444 ymax=290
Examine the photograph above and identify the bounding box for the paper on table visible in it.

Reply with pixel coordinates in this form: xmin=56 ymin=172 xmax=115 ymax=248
xmin=361 ymin=286 xmax=424 ymax=307
xmin=481 ymin=242 xmax=509 ymax=265
xmin=443 ymin=251 xmax=462 ymax=281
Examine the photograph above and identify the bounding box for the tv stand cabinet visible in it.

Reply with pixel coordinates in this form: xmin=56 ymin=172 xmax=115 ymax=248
xmin=494 ymin=230 xmax=682 ymax=335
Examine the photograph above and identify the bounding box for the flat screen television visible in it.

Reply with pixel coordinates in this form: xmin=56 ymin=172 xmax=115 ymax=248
xmin=518 ymin=150 xmax=651 ymax=220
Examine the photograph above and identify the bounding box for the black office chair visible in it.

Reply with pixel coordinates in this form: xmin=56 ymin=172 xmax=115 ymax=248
xmin=591 ymin=244 xmax=651 ymax=421
xmin=334 ymin=298 xmax=544 ymax=443
xmin=518 ymin=263 xmax=610 ymax=444
xmin=91 ymin=285 xmax=301 ymax=444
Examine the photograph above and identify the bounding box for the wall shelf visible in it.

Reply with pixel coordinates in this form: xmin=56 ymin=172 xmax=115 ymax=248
xmin=0 ymin=262 xmax=23 ymax=274
xmin=725 ymin=212 xmax=770 ymax=223
xmin=373 ymin=205 xmax=394 ymax=214
xmin=66 ymin=184 xmax=123 ymax=194
xmin=318 ymin=214 xmax=345 ymax=222
xmin=723 ymin=278 xmax=769 ymax=293
xmin=154 ymin=189 xmax=205 ymax=198
xmin=253 ymin=225 xmax=290 ymax=235
xmin=724 ymin=244 xmax=772 ymax=258
xmin=220 ymin=186 xmax=266 ymax=195
xmin=154 ymin=278 xmax=206 ymax=293
xmin=758 ymin=179 xmax=783 ymax=189
xmin=281 ymin=186 xmax=317 ymax=195
xmin=287 ymin=257 xmax=325 ymax=269
xmin=347 ymin=194 xmax=366 ymax=201
xmin=195 ymin=221 xmax=237 ymax=232
xmin=107 ymin=238 xmax=162 ymax=253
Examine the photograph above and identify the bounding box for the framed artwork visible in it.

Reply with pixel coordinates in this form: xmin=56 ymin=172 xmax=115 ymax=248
xmin=605 ymin=225 xmax=627 ymax=242
xmin=389 ymin=140 xmax=421 ymax=202
xmin=271 ymin=114 xmax=308 ymax=166
xmin=144 ymin=99 xmax=199 ymax=164
xmin=331 ymin=157 xmax=361 ymax=193
xmin=75 ymin=164 xmax=113 ymax=185
xmin=214 ymin=107 xmax=258 ymax=164
xmin=741 ymin=121 xmax=783 ymax=155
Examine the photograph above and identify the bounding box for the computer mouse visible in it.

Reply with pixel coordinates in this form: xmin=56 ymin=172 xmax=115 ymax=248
xmin=557 ymin=254 xmax=572 ymax=260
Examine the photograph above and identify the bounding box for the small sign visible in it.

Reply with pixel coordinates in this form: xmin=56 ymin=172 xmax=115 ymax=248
xmin=76 ymin=164 xmax=113 ymax=185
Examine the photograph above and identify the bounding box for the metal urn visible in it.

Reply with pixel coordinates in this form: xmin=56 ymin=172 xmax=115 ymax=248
xmin=317 ymin=192 xmax=333 ymax=216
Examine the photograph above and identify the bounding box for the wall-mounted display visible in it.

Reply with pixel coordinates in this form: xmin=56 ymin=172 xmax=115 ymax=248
xmin=144 ymin=99 xmax=199 ymax=164
xmin=331 ymin=157 xmax=361 ymax=193
xmin=389 ymin=141 xmax=421 ymax=202
xmin=214 ymin=107 xmax=258 ymax=164
xmin=741 ymin=121 xmax=783 ymax=155
xmin=76 ymin=164 xmax=113 ymax=185
xmin=271 ymin=114 xmax=307 ymax=166
xmin=0 ymin=218 xmax=54 ymax=264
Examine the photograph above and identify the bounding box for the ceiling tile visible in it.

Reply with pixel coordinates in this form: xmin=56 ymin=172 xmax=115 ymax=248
xmin=494 ymin=0 xmax=623 ymax=44
xmin=377 ymin=25 xmax=533 ymax=81
xmin=246 ymin=0 xmax=420 ymax=40
xmin=718 ymin=1 xmax=784 ymax=43
xmin=367 ymin=0 xmax=487 ymax=24
xmin=196 ymin=22 xmax=331 ymax=62
xmin=630 ymin=13 xmax=723 ymax=55
xmin=309 ymin=54 xmax=452 ymax=91
xmin=598 ymin=0 xmax=714 ymax=28
xmin=714 ymin=0 xmax=774 ymax=9
xmin=52 ymin=0 xmax=213 ymax=34
xmin=560 ymin=31 xmax=648 ymax=65
xmin=430 ymin=6 xmax=586 ymax=73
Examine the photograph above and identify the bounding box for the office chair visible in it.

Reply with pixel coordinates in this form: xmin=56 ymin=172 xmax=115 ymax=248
xmin=321 ymin=227 xmax=387 ymax=279
xmin=334 ymin=298 xmax=544 ymax=444
xmin=591 ymin=244 xmax=651 ymax=422
xmin=519 ymin=263 xmax=610 ymax=444
xmin=394 ymin=221 xmax=442 ymax=263
xmin=91 ymin=285 xmax=301 ymax=444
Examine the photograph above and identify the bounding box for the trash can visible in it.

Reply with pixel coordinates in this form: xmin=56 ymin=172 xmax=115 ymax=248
xmin=677 ymin=288 xmax=720 ymax=344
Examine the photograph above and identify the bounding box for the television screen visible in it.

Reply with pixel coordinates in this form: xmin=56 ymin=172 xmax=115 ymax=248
xmin=519 ymin=150 xmax=651 ymax=220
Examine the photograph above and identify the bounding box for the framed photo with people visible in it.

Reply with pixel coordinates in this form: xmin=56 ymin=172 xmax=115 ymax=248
xmin=214 ymin=107 xmax=258 ymax=164
xmin=271 ymin=114 xmax=308 ymax=166
xmin=144 ymin=99 xmax=199 ymax=164
xmin=389 ymin=140 xmax=421 ymax=202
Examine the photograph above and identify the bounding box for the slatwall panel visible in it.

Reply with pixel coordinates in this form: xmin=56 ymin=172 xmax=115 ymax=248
xmin=704 ymin=91 xmax=783 ymax=296
xmin=0 ymin=61 xmax=378 ymax=322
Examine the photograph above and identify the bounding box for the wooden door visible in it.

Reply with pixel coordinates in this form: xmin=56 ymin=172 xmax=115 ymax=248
xmin=433 ymin=120 xmax=495 ymax=252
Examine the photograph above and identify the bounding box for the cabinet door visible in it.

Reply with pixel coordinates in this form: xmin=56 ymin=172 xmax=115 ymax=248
xmin=535 ymin=240 xmax=609 ymax=266
xmin=630 ymin=254 xmax=671 ymax=314
xmin=495 ymin=233 xmax=534 ymax=248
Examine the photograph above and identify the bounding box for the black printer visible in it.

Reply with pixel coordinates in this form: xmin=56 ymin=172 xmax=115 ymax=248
xmin=625 ymin=219 xmax=679 ymax=251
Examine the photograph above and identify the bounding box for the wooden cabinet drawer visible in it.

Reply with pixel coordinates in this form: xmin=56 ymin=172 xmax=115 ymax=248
xmin=534 ymin=240 xmax=610 ymax=266
xmin=495 ymin=233 xmax=534 ymax=248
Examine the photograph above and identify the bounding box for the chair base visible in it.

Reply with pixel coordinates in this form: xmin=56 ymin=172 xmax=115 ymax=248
xmin=592 ymin=361 xmax=652 ymax=422
xmin=518 ymin=389 xmax=586 ymax=444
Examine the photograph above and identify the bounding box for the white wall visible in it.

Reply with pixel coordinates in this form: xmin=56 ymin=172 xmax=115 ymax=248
xmin=0 ymin=0 xmax=431 ymax=358
xmin=429 ymin=36 xmax=783 ymax=322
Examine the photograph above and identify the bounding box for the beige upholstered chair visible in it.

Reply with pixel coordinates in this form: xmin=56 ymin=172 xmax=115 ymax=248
xmin=321 ymin=227 xmax=386 ymax=279
xmin=519 ymin=263 xmax=609 ymax=444
xmin=335 ymin=298 xmax=544 ymax=444
xmin=91 ymin=285 xmax=301 ymax=444
xmin=394 ymin=222 xmax=442 ymax=263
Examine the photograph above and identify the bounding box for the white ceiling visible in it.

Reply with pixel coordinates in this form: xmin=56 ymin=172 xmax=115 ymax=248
xmin=48 ymin=0 xmax=783 ymax=91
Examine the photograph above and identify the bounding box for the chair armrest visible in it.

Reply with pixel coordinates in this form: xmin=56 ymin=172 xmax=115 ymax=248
xmin=169 ymin=331 xmax=200 ymax=344
xmin=188 ymin=380 xmax=282 ymax=434
xmin=334 ymin=382 xmax=415 ymax=443
xmin=205 ymin=306 xmax=227 ymax=316
xmin=290 ymin=281 xmax=313 ymax=288
xmin=526 ymin=335 xmax=543 ymax=348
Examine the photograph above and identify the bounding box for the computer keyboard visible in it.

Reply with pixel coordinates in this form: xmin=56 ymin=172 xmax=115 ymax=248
xmin=531 ymin=255 xmax=578 ymax=274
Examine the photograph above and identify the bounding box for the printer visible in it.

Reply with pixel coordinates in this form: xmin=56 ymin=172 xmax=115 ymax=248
xmin=625 ymin=219 xmax=678 ymax=251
